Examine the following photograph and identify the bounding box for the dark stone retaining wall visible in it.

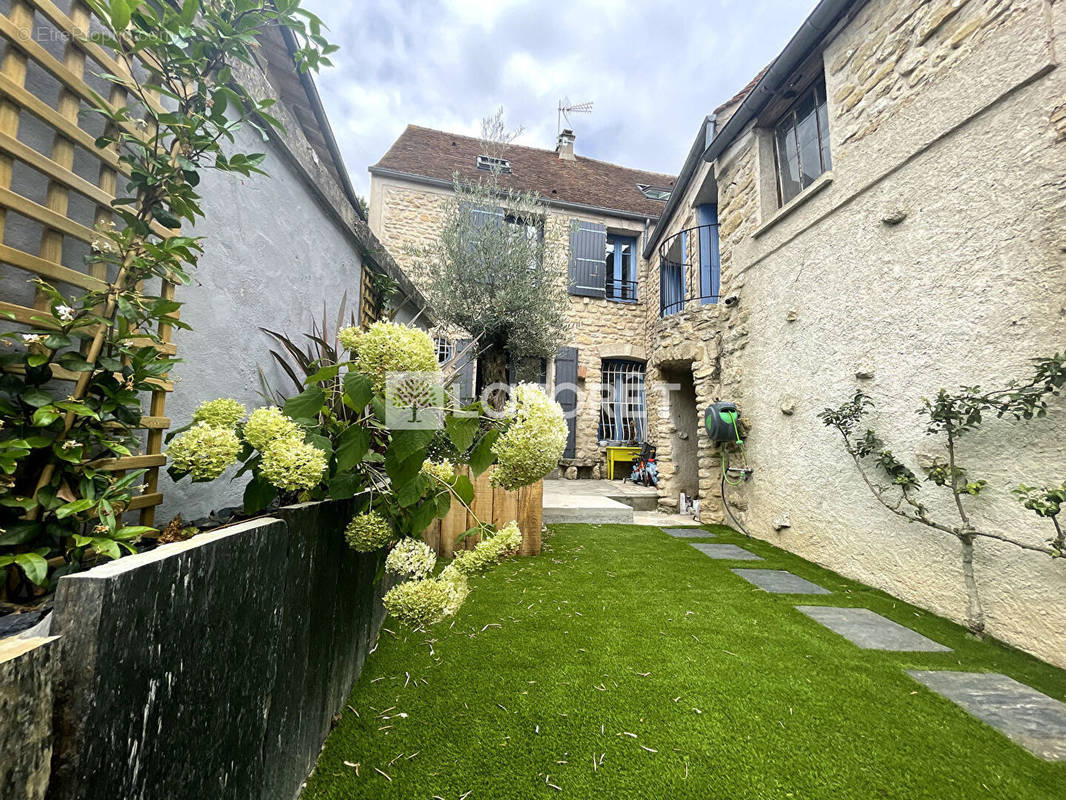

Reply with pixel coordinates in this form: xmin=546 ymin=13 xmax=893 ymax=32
xmin=0 ymin=500 xmax=387 ymax=800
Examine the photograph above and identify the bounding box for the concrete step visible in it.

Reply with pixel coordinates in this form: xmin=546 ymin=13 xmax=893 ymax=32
xmin=605 ymin=489 xmax=658 ymax=512
xmin=542 ymin=493 xmax=634 ymax=525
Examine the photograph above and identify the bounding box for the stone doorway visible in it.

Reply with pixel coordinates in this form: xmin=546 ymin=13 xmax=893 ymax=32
xmin=661 ymin=362 xmax=699 ymax=504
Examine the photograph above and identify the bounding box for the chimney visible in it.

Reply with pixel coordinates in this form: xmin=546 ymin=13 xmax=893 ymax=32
xmin=556 ymin=128 xmax=576 ymax=160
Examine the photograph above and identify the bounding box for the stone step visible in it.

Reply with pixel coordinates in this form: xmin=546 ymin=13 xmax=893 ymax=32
xmin=907 ymin=670 xmax=1066 ymax=761
xmin=796 ymin=606 xmax=951 ymax=652
xmin=542 ymin=494 xmax=634 ymax=525
xmin=604 ymin=489 xmax=659 ymax=512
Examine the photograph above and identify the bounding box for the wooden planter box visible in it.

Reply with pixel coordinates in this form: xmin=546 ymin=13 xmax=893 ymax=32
xmin=421 ymin=466 xmax=543 ymax=557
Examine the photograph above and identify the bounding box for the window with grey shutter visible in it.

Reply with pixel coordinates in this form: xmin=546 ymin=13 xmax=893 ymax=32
xmin=462 ymin=203 xmax=504 ymax=254
xmin=454 ymin=338 xmax=476 ymax=405
xmin=567 ymin=220 xmax=607 ymax=297
xmin=554 ymin=346 xmax=579 ymax=458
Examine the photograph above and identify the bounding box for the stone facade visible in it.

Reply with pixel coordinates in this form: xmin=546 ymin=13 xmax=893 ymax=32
xmin=369 ymin=175 xmax=653 ymax=472
xmin=646 ymin=0 xmax=1066 ymax=666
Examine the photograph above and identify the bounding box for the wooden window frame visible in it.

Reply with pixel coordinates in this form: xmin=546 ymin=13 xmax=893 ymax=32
xmin=771 ymin=76 xmax=832 ymax=206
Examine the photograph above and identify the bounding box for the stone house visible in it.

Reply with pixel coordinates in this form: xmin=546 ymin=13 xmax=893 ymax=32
xmin=643 ymin=0 xmax=1066 ymax=666
xmin=368 ymin=125 xmax=675 ymax=475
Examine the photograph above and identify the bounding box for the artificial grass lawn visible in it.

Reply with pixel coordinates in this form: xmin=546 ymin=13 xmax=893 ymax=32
xmin=301 ymin=524 xmax=1066 ymax=799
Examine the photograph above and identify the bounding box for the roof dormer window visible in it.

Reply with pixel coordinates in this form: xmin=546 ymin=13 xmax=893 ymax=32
xmin=476 ymin=154 xmax=511 ymax=173
xmin=636 ymin=183 xmax=671 ymax=201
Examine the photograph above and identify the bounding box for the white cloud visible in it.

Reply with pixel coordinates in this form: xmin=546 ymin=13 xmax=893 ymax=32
xmin=303 ymin=0 xmax=819 ymax=196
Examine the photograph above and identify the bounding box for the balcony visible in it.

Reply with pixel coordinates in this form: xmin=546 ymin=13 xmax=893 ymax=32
xmin=658 ymin=223 xmax=720 ymax=317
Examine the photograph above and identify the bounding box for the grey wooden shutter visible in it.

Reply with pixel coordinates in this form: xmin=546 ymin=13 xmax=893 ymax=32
xmin=455 ymin=338 xmax=476 ymax=405
xmin=554 ymin=346 xmax=579 ymax=458
xmin=463 ymin=203 xmax=503 ymax=255
xmin=567 ymin=220 xmax=607 ymax=297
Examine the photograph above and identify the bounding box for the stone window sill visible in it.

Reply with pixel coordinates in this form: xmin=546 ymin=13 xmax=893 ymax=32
xmin=753 ymin=170 xmax=834 ymax=239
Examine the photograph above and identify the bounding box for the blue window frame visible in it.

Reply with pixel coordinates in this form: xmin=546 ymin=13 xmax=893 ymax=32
xmin=660 ymin=229 xmax=686 ymax=316
xmin=605 ymin=234 xmax=637 ymax=302
xmin=698 ymin=204 xmax=720 ymax=304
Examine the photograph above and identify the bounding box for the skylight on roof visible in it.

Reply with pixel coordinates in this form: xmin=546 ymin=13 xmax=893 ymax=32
xmin=636 ymin=183 xmax=671 ymax=201
xmin=477 ymin=154 xmax=512 ymax=173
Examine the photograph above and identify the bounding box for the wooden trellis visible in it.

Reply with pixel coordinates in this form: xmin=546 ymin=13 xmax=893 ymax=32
xmin=0 ymin=0 xmax=174 ymax=526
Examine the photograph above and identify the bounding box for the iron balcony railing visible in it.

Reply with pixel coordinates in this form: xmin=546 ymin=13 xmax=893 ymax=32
xmin=605 ymin=278 xmax=638 ymax=302
xmin=658 ymin=223 xmax=721 ymax=317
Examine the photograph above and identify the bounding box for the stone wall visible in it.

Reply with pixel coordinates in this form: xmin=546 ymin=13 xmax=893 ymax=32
xmin=370 ymin=177 xmax=651 ymax=471
xmin=0 ymin=500 xmax=391 ymax=800
xmin=0 ymin=635 xmax=59 ymax=800
xmin=649 ymin=0 xmax=1066 ymax=665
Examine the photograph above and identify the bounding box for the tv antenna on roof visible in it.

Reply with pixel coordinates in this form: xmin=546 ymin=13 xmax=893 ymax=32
xmin=558 ymin=97 xmax=593 ymax=135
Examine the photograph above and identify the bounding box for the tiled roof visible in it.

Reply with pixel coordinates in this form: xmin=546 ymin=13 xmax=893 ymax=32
xmin=371 ymin=125 xmax=676 ymax=219
xmin=713 ymin=65 xmax=771 ymax=117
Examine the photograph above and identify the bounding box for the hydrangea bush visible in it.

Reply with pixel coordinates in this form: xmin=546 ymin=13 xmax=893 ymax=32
xmin=165 ymin=422 xmax=241 ymax=481
xmin=385 ymin=537 xmax=437 ymax=579
xmin=168 ymin=322 xmax=565 ymax=629
xmin=345 ymin=511 xmax=394 ymax=552
xmin=339 ymin=321 xmax=439 ymax=393
xmin=381 ymin=522 xmax=520 ymax=629
xmin=259 ymin=436 xmax=327 ymax=492
xmin=491 ymin=384 xmax=568 ymax=491
xmin=242 ymin=406 xmax=300 ymax=450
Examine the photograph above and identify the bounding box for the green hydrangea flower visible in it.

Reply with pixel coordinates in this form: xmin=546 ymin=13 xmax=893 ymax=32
xmin=243 ymin=406 xmax=301 ymax=450
xmin=259 ymin=435 xmax=327 ymax=492
xmin=383 ymin=565 xmax=470 ymax=628
xmin=438 ymin=563 xmax=470 ymax=616
xmin=339 ymin=321 xmax=439 ymax=393
xmin=420 ymin=458 xmax=455 ymax=484
xmin=385 ymin=537 xmax=437 ymax=580
xmin=451 ymin=520 xmax=522 ymax=574
xmin=382 ymin=578 xmax=452 ymax=629
xmin=345 ymin=511 xmax=394 ymax=552
xmin=191 ymin=398 xmax=245 ymax=428
xmin=491 ymin=383 xmax=568 ymax=490
xmin=166 ymin=422 xmax=241 ymax=480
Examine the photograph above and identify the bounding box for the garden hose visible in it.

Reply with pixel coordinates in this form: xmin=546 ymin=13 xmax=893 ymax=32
xmin=720 ymin=417 xmax=754 ymax=537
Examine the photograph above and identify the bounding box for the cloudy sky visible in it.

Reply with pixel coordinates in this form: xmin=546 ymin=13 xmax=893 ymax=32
xmin=303 ymin=0 xmax=819 ymax=196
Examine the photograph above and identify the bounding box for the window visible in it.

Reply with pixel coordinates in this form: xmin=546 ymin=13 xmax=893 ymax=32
xmin=697 ymin=204 xmax=720 ymax=304
xmin=773 ymin=77 xmax=831 ymax=205
xmin=599 ymin=359 xmax=647 ymax=443
xmin=566 ymin=220 xmax=641 ymax=302
xmin=434 ymin=337 xmax=454 ymax=364
xmin=636 ymin=183 xmax=672 ymax=201
xmin=476 ymin=154 xmax=511 ymax=173
xmin=605 ymin=234 xmax=637 ymax=302
xmin=660 ymin=229 xmax=686 ymax=316
xmin=505 ymin=213 xmax=542 ymax=270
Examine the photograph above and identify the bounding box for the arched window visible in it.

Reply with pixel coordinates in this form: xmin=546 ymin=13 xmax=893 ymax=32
xmin=599 ymin=359 xmax=647 ymax=443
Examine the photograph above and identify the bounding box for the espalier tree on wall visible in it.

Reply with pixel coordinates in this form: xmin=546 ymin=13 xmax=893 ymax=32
xmin=819 ymin=353 xmax=1065 ymax=634
xmin=0 ymin=0 xmax=335 ymax=596
xmin=418 ymin=110 xmax=572 ymax=409
xmin=168 ymin=320 xmax=569 ymax=629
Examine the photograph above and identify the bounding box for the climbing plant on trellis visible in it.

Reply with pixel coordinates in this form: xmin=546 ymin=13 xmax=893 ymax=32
xmin=0 ymin=0 xmax=333 ymax=593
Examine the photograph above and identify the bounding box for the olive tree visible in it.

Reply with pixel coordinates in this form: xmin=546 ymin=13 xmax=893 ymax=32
xmin=418 ymin=111 xmax=571 ymax=408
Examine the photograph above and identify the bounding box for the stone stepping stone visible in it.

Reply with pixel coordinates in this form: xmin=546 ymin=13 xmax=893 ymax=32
xmin=689 ymin=542 xmax=762 ymax=561
xmin=663 ymin=528 xmax=717 ymax=538
xmin=795 ymin=606 xmax=951 ymax=652
xmin=908 ymin=671 xmax=1066 ymax=761
xmin=732 ymin=568 xmax=830 ymax=595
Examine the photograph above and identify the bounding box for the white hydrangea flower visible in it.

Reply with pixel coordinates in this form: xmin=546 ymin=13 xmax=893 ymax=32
xmin=490 ymin=384 xmax=568 ymax=490
xmin=385 ymin=537 xmax=437 ymax=580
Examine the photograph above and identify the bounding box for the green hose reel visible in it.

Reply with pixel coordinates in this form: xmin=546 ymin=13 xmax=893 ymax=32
xmin=705 ymin=401 xmax=743 ymax=444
